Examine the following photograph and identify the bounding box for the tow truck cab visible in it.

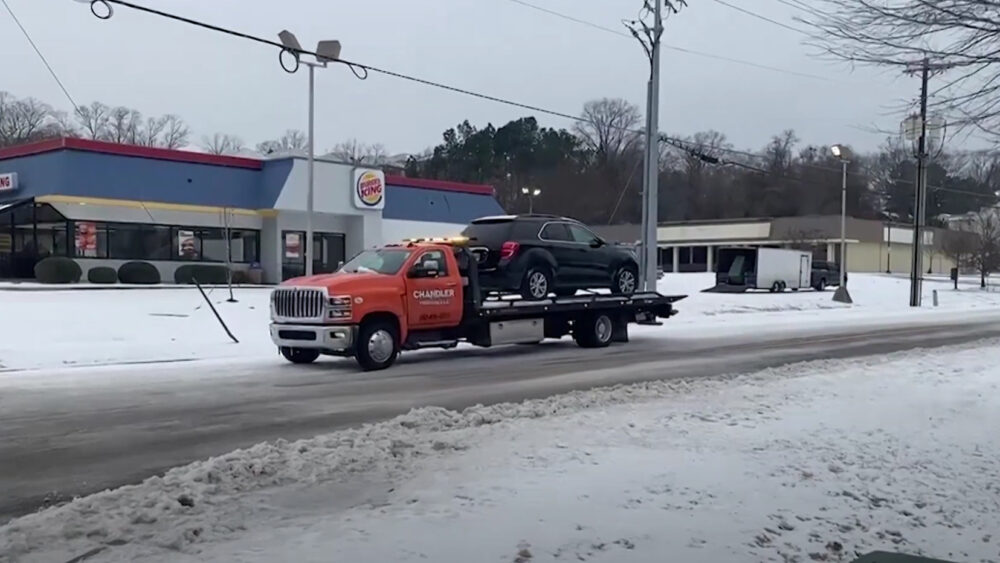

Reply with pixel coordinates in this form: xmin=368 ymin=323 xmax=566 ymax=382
xmin=270 ymin=237 xmax=683 ymax=371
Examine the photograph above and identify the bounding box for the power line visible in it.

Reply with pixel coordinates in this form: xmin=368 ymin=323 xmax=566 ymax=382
xmin=503 ymin=0 xmax=834 ymax=81
xmin=667 ymin=136 xmax=999 ymax=200
xmin=2 ymin=0 xmax=79 ymax=111
xmin=709 ymin=0 xmax=819 ymax=38
xmin=94 ymin=0 xmax=590 ymax=122
xmin=506 ymin=0 xmax=627 ymax=37
xmin=767 ymin=0 xmax=830 ymax=20
xmin=80 ymin=0 xmax=994 ymax=204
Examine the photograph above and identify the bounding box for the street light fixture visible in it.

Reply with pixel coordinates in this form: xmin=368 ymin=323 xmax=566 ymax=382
xmin=830 ymin=144 xmax=853 ymax=304
xmin=521 ymin=186 xmax=541 ymax=214
xmin=278 ymin=30 xmax=343 ymax=277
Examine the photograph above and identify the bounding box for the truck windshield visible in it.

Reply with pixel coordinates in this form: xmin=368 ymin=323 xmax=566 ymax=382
xmin=339 ymin=249 xmax=412 ymax=275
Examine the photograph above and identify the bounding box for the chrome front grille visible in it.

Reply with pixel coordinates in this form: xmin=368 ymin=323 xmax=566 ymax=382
xmin=272 ymin=287 xmax=325 ymax=320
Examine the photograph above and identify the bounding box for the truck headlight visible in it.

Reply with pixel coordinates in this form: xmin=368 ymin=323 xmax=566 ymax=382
xmin=327 ymin=295 xmax=353 ymax=319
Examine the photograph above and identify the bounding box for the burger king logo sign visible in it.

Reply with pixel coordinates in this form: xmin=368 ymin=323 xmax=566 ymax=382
xmin=353 ymin=169 xmax=386 ymax=210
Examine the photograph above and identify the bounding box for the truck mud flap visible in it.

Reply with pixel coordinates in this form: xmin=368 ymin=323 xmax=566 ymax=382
xmin=701 ymin=284 xmax=749 ymax=293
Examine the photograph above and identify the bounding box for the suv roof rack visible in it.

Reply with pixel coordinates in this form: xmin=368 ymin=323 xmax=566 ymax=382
xmin=517 ymin=213 xmax=565 ymax=219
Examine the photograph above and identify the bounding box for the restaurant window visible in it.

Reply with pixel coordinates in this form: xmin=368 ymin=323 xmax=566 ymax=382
xmin=199 ymin=228 xmax=228 ymax=262
xmin=72 ymin=221 xmax=109 ymax=259
xmin=229 ymin=230 xmax=259 ymax=263
xmin=108 ymin=224 xmax=171 ymax=260
xmin=173 ymin=227 xmax=201 ymax=261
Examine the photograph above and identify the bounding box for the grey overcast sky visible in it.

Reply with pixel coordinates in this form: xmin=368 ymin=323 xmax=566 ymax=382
xmin=3 ymin=0 xmax=929 ymax=155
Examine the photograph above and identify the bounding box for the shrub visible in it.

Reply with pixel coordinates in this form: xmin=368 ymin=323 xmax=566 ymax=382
xmin=118 ymin=261 xmax=160 ymax=284
xmin=230 ymin=269 xmax=251 ymax=285
xmin=87 ymin=266 xmax=118 ymax=284
xmin=34 ymin=257 xmax=82 ymax=284
xmin=173 ymin=264 xmax=230 ymax=285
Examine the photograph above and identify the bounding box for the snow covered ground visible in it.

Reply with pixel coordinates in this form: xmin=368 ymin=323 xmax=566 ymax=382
xmin=2 ymin=273 xmax=999 ymax=372
xmin=0 ymin=286 xmax=271 ymax=372
xmin=2 ymin=340 xmax=998 ymax=562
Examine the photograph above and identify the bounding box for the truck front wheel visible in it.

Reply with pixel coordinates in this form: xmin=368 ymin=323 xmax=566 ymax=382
xmin=574 ymin=313 xmax=614 ymax=349
xmin=356 ymin=320 xmax=400 ymax=371
xmin=281 ymin=347 xmax=320 ymax=364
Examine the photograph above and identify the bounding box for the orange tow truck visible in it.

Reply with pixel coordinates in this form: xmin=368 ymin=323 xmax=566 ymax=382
xmin=269 ymin=237 xmax=685 ymax=371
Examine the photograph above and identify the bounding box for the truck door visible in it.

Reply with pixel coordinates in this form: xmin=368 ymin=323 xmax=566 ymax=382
xmin=405 ymin=249 xmax=463 ymax=330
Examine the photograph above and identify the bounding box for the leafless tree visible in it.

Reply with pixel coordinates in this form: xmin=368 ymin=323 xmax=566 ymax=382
xmin=941 ymin=228 xmax=977 ymax=274
xmin=138 ymin=116 xmax=168 ymax=147
xmin=800 ymin=1 xmax=1000 ymax=138
xmin=963 ymin=152 xmax=1000 ymax=190
xmin=953 ymin=209 xmax=1000 ymax=287
xmin=201 ymin=133 xmax=245 ymax=155
xmin=782 ymin=227 xmax=825 ymax=253
xmin=105 ymin=106 xmax=143 ymax=144
xmin=161 ymin=115 xmax=190 ymax=149
xmin=574 ymin=98 xmax=642 ymax=165
xmin=326 ymin=138 xmax=388 ymax=164
xmin=0 ymin=93 xmax=55 ymax=146
xmin=256 ymin=129 xmax=308 ymax=155
xmin=74 ymin=101 xmax=111 ymax=140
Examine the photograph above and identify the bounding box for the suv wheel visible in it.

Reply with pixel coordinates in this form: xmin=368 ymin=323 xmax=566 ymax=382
xmin=612 ymin=266 xmax=638 ymax=295
xmin=815 ymin=278 xmax=827 ymax=291
xmin=521 ymin=267 xmax=553 ymax=300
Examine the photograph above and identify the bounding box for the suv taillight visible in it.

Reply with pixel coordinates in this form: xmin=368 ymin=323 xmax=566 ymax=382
xmin=500 ymin=241 xmax=520 ymax=260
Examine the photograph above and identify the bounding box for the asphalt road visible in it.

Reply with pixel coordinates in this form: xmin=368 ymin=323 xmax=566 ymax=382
xmin=2 ymin=317 xmax=1000 ymax=524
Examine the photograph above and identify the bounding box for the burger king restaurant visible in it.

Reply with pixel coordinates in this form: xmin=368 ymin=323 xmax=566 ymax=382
xmin=0 ymin=138 xmax=502 ymax=283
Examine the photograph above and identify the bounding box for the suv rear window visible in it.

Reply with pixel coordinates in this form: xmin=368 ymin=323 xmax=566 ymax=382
xmin=462 ymin=219 xmax=513 ymax=247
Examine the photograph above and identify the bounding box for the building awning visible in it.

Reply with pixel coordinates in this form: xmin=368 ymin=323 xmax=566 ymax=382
xmin=0 ymin=198 xmax=31 ymax=214
xmin=657 ymin=238 xmax=860 ymax=247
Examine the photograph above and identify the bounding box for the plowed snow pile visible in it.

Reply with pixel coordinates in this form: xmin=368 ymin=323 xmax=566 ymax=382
xmin=3 ymin=341 xmax=999 ymax=562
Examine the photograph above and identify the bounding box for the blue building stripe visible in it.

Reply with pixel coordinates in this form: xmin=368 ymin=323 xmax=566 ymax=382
xmin=0 ymin=149 xmax=503 ymax=224
xmin=383 ymin=185 xmax=504 ymax=223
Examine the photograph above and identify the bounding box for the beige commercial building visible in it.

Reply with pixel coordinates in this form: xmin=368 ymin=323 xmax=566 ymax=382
xmin=594 ymin=215 xmax=957 ymax=275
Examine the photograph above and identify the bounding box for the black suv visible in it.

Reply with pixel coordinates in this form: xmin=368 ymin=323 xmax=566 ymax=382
xmin=461 ymin=214 xmax=640 ymax=299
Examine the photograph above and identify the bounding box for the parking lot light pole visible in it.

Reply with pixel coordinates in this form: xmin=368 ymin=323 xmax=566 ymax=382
xmin=278 ymin=31 xmax=342 ymax=277
xmin=830 ymin=144 xmax=853 ymax=304
xmin=521 ymin=187 xmax=541 ymax=214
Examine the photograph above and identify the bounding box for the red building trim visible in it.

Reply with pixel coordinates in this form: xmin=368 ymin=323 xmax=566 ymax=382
xmin=385 ymin=174 xmax=494 ymax=196
xmin=0 ymin=139 xmax=497 ymax=195
xmin=0 ymin=138 xmax=262 ymax=169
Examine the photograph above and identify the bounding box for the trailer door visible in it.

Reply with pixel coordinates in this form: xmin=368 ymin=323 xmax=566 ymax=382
xmin=798 ymin=254 xmax=811 ymax=288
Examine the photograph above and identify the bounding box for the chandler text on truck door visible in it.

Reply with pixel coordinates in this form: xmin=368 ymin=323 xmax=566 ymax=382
xmin=269 ymin=237 xmax=685 ymax=371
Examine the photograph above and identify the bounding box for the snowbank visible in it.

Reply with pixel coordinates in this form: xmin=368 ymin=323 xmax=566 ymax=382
xmin=2 ymin=273 xmax=1000 ymax=372
xmin=3 ymin=340 xmax=999 ymax=562
xmin=0 ymin=287 xmax=274 ymax=372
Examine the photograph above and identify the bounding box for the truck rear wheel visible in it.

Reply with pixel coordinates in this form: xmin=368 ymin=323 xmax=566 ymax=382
xmin=356 ymin=320 xmax=399 ymax=371
xmin=574 ymin=313 xmax=614 ymax=349
xmin=281 ymin=347 xmax=320 ymax=364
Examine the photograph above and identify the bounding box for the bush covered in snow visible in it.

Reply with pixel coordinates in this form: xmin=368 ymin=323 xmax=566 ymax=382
xmin=34 ymin=257 xmax=82 ymax=284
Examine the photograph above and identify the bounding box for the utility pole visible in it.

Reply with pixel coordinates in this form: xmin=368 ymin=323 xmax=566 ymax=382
xmin=638 ymin=81 xmax=653 ymax=280
xmin=628 ymin=0 xmax=673 ymax=291
xmin=905 ymin=58 xmax=931 ymax=307
xmin=222 ymin=207 xmax=237 ymax=302
xmin=643 ymin=0 xmax=663 ymax=292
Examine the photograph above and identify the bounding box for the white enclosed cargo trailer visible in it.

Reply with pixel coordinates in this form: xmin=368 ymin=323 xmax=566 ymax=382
xmin=710 ymin=247 xmax=812 ymax=292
